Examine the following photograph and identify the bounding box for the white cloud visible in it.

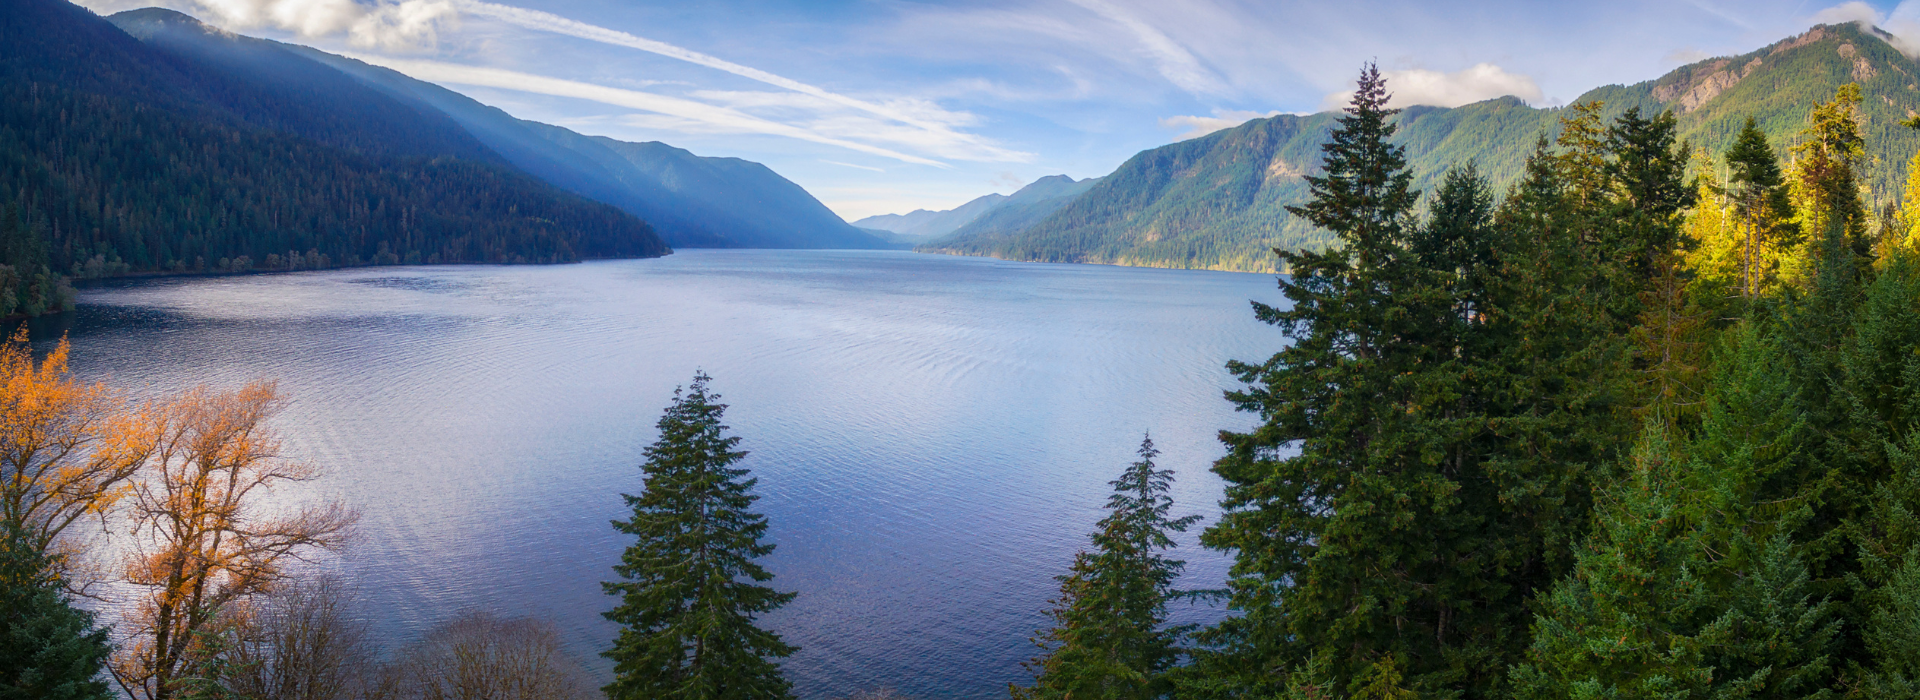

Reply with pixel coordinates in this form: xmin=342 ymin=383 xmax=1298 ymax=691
xmin=452 ymin=1 xmax=1026 ymax=162
xmin=1812 ymin=1 xmax=1920 ymax=58
xmin=1812 ymin=1 xmax=1879 ymax=26
xmin=1158 ymin=109 xmax=1283 ymax=140
xmin=822 ymin=161 xmax=886 ymax=173
xmin=1663 ymin=48 xmax=1714 ymax=64
xmin=346 ymin=55 xmax=949 ymax=166
xmin=1320 ymin=63 xmax=1543 ymax=110
xmin=146 ymin=0 xmax=460 ymax=51
xmin=1060 ymin=0 xmax=1229 ymax=97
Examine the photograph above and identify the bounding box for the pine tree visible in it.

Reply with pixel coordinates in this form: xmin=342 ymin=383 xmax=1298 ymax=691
xmin=0 ymin=520 xmax=113 ymax=700
xmin=1511 ymin=418 xmax=1839 ymax=699
xmin=1724 ymin=117 xmax=1791 ymax=299
xmin=1016 ymin=435 xmax=1201 ymax=700
xmin=603 ymin=372 xmax=796 ymax=700
xmin=1511 ymin=422 xmax=1719 ymax=699
xmin=1787 ymin=84 xmax=1871 ymax=280
xmin=1195 ymin=64 xmax=1538 ymax=698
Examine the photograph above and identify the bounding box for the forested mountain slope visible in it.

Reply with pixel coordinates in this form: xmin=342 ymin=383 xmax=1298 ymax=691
xmin=931 ymin=22 xmax=1920 ymax=272
xmin=269 ymin=36 xmax=885 ymax=249
xmin=0 ymin=0 xmax=667 ymax=298
xmin=853 ymin=193 xmax=1008 ymax=243
xmin=917 ymin=175 xmax=1100 ymax=254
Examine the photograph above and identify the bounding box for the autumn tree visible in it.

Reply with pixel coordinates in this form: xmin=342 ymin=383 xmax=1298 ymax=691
xmin=603 ymin=372 xmax=797 ymax=700
xmin=1015 ymin=434 xmax=1201 ymax=700
xmin=1 ymin=326 xmax=155 ymax=586
xmin=110 ymin=382 xmax=355 ymax=700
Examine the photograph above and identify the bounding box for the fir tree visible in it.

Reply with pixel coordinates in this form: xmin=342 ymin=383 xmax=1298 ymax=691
xmin=1195 ymin=64 xmax=1541 ymax=698
xmin=1015 ymin=435 xmax=1201 ymax=700
xmin=1511 ymin=419 xmax=1839 ymax=699
xmin=603 ymin=372 xmax=796 ymax=700
xmin=1724 ymin=117 xmax=1790 ymax=299
xmin=0 ymin=520 xmax=113 ymax=700
xmin=1788 ymin=84 xmax=1871 ymax=276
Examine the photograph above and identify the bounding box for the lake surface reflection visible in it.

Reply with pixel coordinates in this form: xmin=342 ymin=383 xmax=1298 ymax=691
xmin=51 ymin=249 xmax=1283 ymax=699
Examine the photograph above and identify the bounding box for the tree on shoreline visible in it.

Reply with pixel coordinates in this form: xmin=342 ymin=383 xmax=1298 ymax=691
xmin=0 ymin=518 xmax=113 ymax=700
xmin=604 ymin=371 xmax=796 ymax=700
xmin=0 ymin=326 xmax=154 ymax=589
xmin=110 ymin=383 xmax=355 ymax=700
xmin=1015 ymin=434 xmax=1201 ymax=700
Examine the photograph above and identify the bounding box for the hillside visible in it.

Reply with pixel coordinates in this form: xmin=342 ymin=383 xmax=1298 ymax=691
xmin=853 ymin=193 xmax=1009 ymax=243
xmin=918 ymin=175 xmax=1100 ymax=254
xmin=0 ymin=0 xmax=668 ymax=295
xmin=928 ymin=22 xmax=1920 ymax=272
xmin=269 ymin=38 xmax=884 ymax=249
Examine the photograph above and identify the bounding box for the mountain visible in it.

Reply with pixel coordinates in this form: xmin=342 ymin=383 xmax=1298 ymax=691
xmin=259 ymin=37 xmax=884 ymax=249
xmin=918 ymin=175 xmax=1100 ymax=254
xmin=853 ymin=193 xmax=1009 ymax=243
xmin=926 ymin=22 xmax=1920 ymax=272
xmin=0 ymin=0 xmax=668 ymax=291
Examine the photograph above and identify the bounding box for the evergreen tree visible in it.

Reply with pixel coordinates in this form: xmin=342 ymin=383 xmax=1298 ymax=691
xmin=1724 ymin=117 xmax=1791 ymax=299
xmin=603 ymin=372 xmax=796 ymax=700
xmin=1195 ymin=65 xmax=1539 ymax=698
xmin=0 ymin=520 xmax=113 ymax=700
xmin=1787 ymin=84 xmax=1871 ymax=278
xmin=1512 ymin=417 xmax=1839 ymax=700
xmin=1015 ymin=435 xmax=1201 ymax=700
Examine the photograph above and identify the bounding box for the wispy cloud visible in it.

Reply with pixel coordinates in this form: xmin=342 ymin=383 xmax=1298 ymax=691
xmin=347 ymin=55 xmax=948 ymax=166
xmin=1321 ymin=63 xmax=1543 ymax=110
xmin=1813 ymin=1 xmax=1920 ymax=58
xmin=1060 ymin=0 xmax=1228 ymax=97
xmin=1159 ymin=109 xmax=1284 ymax=140
xmin=126 ymin=0 xmax=461 ymax=51
xmin=453 ymin=0 xmax=1029 ymax=162
xmin=823 ymin=160 xmax=886 ymax=173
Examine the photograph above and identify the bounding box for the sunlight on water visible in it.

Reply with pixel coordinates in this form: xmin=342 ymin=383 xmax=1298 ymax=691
xmin=52 ymin=250 xmax=1285 ymax=699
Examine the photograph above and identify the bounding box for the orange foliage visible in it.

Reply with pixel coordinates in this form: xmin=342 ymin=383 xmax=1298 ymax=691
xmin=111 ymin=381 xmax=356 ymax=700
xmin=0 ymin=325 xmax=154 ymax=581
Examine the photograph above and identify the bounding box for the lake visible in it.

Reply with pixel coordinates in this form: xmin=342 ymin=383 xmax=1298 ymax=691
xmin=46 ymin=249 xmax=1284 ymax=699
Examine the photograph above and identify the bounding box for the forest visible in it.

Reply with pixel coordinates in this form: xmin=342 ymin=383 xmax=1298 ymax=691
xmin=8 ymin=63 xmax=1920 ymax=700
xmin=0 ymin=0 xmax=671 ymax=318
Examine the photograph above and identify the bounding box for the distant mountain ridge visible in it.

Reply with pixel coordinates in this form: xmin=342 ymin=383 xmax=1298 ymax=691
xmin=106 ymin=7 xmax=884 ymax=251
xmin=854 ymin=193 xmax=1009 ymax=243
xmin=922 ymin=22 xmax=1920 ymax=272
xmin=918 ymin=175 xmax=1100 ymax=254
xmin=0 ymin=0 xmax=668 ymax=288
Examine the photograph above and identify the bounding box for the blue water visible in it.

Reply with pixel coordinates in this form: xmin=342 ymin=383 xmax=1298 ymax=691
xmin=52 ymin=250 xmax=1284 ymax=699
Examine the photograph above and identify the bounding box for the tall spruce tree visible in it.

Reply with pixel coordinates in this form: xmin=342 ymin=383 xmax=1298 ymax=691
xmin=1015 ymin=435 xmax=1202 ymax=700
xmin=1724 ymin=117 xmax=1791 ymax=299
xmin=1193 ymin=64 xmax=1538 ymax=698
xmin=603 ymin=372 xmax=797 ymax=700
xmin=0 ymin=520 xmax=113 ymax=700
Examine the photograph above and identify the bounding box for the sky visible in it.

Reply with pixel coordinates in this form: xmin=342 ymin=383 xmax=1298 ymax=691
xmin=67 ymin=0 xmax=1920 ymax=220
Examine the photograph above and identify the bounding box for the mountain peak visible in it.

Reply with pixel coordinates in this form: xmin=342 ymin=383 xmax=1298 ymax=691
xmin=109 ymin=7 xmax=230 ymax=39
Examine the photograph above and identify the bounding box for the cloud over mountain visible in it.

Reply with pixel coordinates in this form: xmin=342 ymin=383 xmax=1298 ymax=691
xmin=1321 ymin=63 xmax=1543 ymax=110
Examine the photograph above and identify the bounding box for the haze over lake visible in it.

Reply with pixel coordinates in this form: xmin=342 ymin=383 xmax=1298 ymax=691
xmin=49 ymin=250 xmax=1282 ymax=699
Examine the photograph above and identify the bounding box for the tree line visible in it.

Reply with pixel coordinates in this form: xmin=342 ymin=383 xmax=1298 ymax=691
xmin=11 ymin=64 xmax=1920 ymax=700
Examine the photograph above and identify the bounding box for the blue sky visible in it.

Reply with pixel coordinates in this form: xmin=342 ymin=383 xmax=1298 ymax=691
xmin=73 ymin=0 xmax=1920 ymax=219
